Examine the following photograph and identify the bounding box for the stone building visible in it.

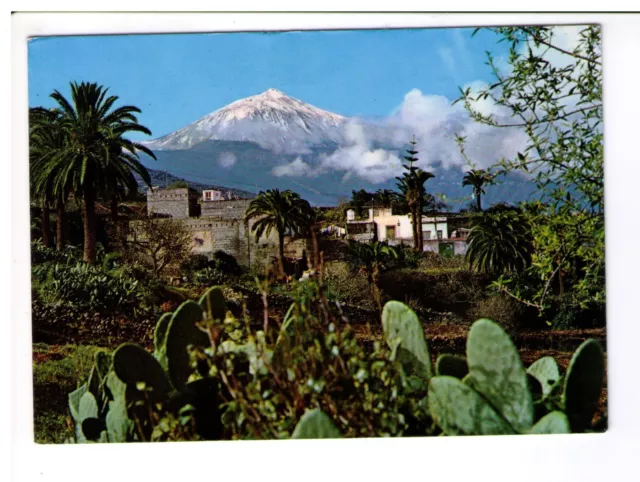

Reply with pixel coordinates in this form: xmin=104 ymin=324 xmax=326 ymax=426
xmin=144 ymin=187 xmax=309 ymax=269
xmin=147 ymin=187 xmax=200 ymax=219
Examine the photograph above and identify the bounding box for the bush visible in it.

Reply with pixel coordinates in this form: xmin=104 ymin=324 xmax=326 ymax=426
xmin=181 ymin=252 xmax=242 ymax=287
xmin=468 ymin=294 xmax=528 ymax=339
xmin=32 ymin=260 xmax=148 ymax=317
xmin=322 ymin=261 xmax=377 ymax=311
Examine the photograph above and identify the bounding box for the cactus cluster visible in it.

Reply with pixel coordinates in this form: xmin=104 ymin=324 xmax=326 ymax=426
xmin=381 ymin=305 xmax=606 ymax=436
xmin=67 ymin=286 xmax=228 ymax=443
xmin=68 ymin=292 xmax=605 ymax=441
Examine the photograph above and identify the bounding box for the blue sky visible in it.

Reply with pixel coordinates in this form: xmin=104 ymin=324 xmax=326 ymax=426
xmin=28 ymin=28 xmax=506 ymax=140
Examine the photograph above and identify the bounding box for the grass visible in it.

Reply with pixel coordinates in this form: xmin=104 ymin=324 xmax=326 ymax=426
xmin=32 ymin=343 xmax=107 ymax=444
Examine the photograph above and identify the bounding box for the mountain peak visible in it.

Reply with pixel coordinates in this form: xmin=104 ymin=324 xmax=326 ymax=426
xmin=259 ymin=88 xmax=286 ymax=98
xmin=145 ymin=88 xmax=346 ymax=152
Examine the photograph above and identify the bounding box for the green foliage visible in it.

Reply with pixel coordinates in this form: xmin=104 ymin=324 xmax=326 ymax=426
xmin=32 ymin=258 xmax=147 ymax=317
xmin=115 ymin=216 xmax=192 ymax=279
xmin=63 ymin=290 xmax=605 ymax=442
xmin=462 ymin=169 xmax=494 ymax=212
xmin=345 ymin=240 xmax=398 ymax=310
xmin=466 ymin=209 xmax=534 ymax=274
xmin=456 ymin=26 xmax=604 ymax=314
xmin=244 ymin=188 xmax=313 ymax=274
xmin=291 ymin=409 xmax=342 ymax=439
xmin=32 ymin=82 xmax=156 ymax=263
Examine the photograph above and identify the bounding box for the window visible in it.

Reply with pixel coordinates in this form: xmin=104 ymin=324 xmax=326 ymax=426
xmin=437 ymin=230 xmax=443 ymax=240
xmin=422 ymin=230 xmax=431 ymax=240
xmin=386 ymin=225 xmax=396 ymax=239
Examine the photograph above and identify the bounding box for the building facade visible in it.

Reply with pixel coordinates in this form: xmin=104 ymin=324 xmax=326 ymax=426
xmin=345 ymin=207 xmax=468 ymax=256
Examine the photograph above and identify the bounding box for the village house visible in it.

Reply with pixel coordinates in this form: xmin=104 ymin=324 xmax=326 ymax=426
xmin=345 ymin=207 xmax=469 ymax=256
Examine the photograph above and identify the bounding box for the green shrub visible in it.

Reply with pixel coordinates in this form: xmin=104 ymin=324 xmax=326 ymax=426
xmin=32 ymin=260 xmax=147 ymax=317
xmin=322 ymin=261 xmax=377 ymax=311
xmin=467 ymin=294 xmax=528 ymax=339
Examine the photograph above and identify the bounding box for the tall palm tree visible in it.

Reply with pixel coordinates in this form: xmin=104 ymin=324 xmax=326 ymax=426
xmin=29 ymin=107 xmax=71 ymax=250
xmin=396 ymin=168 xmax=435 ymax=251
xmin=462 ymin=169 xmax=494 ymax=212
xmin=466 ymin=209 xmax=534 ymax=274
xmin=345 ymin=240 xmax=398 ymax=312
xmin=244 ymin=189 xmax=313 ymax=276
xmin=47 ymin=82 xmax=156 ymax=263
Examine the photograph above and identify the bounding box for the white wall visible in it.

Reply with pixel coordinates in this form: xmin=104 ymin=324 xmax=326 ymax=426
xmin=374 ymin=213 xmax=449 ymax=242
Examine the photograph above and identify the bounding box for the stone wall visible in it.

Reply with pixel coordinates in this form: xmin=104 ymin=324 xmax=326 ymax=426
xmin=147 ymin=188 xmax=196 ymax=219
xmin=201 ymin=199 xmax=251 ymax=219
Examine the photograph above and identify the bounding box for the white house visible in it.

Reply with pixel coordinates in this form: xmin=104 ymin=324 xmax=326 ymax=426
xmin=364 ymin=207 xmax=449 ymax=244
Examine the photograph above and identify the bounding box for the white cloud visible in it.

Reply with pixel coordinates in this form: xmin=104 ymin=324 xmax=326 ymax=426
xmin=272 ymin=157 xmax=319 ymax=177
xmin=217 ymin=152 xmax=237 ymax=169
xmin=317 ymin=121 xmax=403 ymax=184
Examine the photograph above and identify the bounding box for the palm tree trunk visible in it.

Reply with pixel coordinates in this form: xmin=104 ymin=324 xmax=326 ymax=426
xmin=110 ymin=197 xmax=119 ymax=222
xmin=41 ymin=202 xmax=52 ymax=248
xmin=277 ymin=230 xmax=285 ymax=278
xmin=476 ymin=189 xmax=482 ymax=212
xmin=82 ymin=186 xmax=97 ymax=264
xmin=56 ymin=201 xmax=65 ymax=251
xmin=411 ymin=208 xmax=418 ymax=251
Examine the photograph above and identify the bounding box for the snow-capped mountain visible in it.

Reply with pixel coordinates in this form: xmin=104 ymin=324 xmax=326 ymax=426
xmin=138 ymin=88 xmax=538 ymax=207
xmin=144 ymin=88 xmax=347 ymax=153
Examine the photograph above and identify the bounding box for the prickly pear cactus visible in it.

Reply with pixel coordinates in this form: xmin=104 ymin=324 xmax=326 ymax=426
xmin=153 ymin=312 xmax=173 ymax=370
xmin=466 ymin=318 xmax=533 ymax=433
xmin=112 ymin=343 xmax=171 ymax=398
xmin=435 ymin=354 xmax=468 ymax=379
xmin=562 ymin=339 xmax=605 ymax=432
xmin=428 ymin=376 xmax=515 ymax=435
xmin=165 ymin=300 xmax=210 ymax=391
xmin=530 ymin=411 xmax=570 ymax=434
xmin=527 ymin=356 xmax=561 ymax=398
xmin=291 ymin=409 xmax=342 ymax=439
xmin=381 ymin=301 xmax=432 ymax=380
xmin=198 ymin=286 xmax=227 ymax=322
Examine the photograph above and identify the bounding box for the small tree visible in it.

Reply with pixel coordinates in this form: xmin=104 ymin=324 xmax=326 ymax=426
xmin=345 ymin=240 xmax=398 ymax=312
xmin=116 ymin=216 xmax=193 ymax=279
xmin=244 ymin=189 xmax=313 ymax=277
xmin=462 ymin=169 xmax=494 ymax=212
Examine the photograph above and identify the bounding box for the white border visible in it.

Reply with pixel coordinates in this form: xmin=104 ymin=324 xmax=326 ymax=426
xmin=9 ymin=11 xmax=640 ymax=482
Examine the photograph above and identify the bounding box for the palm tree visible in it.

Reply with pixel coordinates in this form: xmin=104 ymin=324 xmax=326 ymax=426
xmin=46 ymin=82 xmax=156 ymax=263
xmin=29 ymin=107 xmax=71 ymax=250
xmin=244 ymin=189 xmax=313 ymax=277
xmin=466 ymin=209 xmax=534 ymax=274
xmin=345 ymin=240 xmax=398 ymax=312
xmin=462 ymin=169 xmax=494 ymax=212
xmin=396 ymin=168 xmax=435 ymax=251
xmin=374 ymin=189 xmax=397 ymax=208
